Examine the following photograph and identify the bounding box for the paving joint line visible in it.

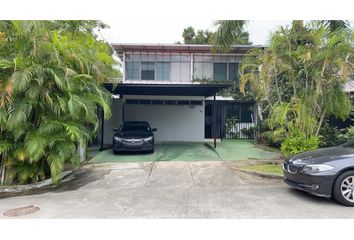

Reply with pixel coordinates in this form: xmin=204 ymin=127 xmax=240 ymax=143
xmin=144 ymin=161 xmax=155 ymax=187
xmin=188 ymin=162 xmax=195 ymax=186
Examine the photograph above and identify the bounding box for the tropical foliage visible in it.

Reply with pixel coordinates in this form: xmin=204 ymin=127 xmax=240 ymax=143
xmin=238 ymin=20 xmax=354 ymax=155
xmin=0 ymin=21 xmax=115 ymax=185
xmin=211 ymin=20 xmax=251 ymax=50
xmin=181 ymin=26 xmax=214 ymax=44
xmin=180 ymin=21 xmax=251 ymax=46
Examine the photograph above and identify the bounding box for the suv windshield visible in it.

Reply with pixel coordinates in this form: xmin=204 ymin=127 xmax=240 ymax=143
xmin=120 ymin=123 xmax=150 ymax=132
xmin=342 ymin=137 xmax=354 ymax=148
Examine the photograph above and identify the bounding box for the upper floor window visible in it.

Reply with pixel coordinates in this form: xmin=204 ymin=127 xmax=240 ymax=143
xmin=141 ymin=62 xmax=155 ymax=80
xmin=213 ymin=63 xmax=227 ymax=80
xmin=193 ymin=54 xmax=242 ymax=82
xmin=126 ymin=61 xmax=140 ymax=80
xmin=156 ymin=62 xmax=170 ymax=80
xmin=125 ymin=52 xmax=191 ymax=81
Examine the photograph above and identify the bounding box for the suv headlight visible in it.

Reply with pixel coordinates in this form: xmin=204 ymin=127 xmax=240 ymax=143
xmin=302 ymin=164 xmax=334 ymax=174
xmin=144 ymin=136 xmax=153 ymax=142
xmin=114 ymin=136 xmax=123 ymax=142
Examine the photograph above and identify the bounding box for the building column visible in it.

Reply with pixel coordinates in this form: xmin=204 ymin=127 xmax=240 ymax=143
xmin=99 ymin=106 xmax=104 ymax=151
xmin=122 ymin=95 xmax=125 ymax=122
xmin=213 ymin=93 xmax=216 ymax=148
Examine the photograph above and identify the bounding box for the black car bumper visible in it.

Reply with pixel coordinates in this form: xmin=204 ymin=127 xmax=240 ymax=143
xmin=113 ymin=142 xmax=154 ymax=152
xmin=283 ymin=167 xmax=336 ymax=198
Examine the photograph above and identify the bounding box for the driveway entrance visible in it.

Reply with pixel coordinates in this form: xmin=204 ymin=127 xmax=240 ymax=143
xmin=89 ymin=140 xmax=283 ymax=164
xmin=1 ymin=160 xmax=352 ymax=218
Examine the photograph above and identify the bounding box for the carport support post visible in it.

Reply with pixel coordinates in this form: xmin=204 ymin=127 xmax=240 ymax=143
xmin=213 ymin=93 xmax=216 ymax=148
xmin=99 ymin=106 xmax=104 ymax=151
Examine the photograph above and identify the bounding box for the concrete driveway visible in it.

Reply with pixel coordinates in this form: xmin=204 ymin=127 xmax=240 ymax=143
xmin=0 ymin=161 xmax=353 ymax=218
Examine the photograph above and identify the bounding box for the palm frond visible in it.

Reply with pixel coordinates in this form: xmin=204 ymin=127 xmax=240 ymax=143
xmin=211 ymin=20 xmax=250 ymax=52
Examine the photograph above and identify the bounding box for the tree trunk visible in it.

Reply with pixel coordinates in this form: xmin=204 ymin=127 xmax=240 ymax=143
xmin=315 ymin=105 xmax=327 ymax=137
xmin=274 ymin=75 xmax=282 ymax=103
xmin=78 ymin=142 xmax=87 ymax=162
xmin=0 ymin=155 xmax=5 ymax=186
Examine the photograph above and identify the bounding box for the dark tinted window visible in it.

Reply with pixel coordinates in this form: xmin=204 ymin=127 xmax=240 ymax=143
xmin=190 ymin=101 xmax=203 ymax=105
xmin=151 ymin=100 xmax=163 ymax=105
xmin=165 ymin=100 xmax=177 ymax=105
xmin=120 ymin=122 xmax=150 ymax=132
xmin=213 ymin=63 xmax=227 ymax=80
xmin=140 ymin=100 xmax=151 ymax=104
xmin=229 ymin=63 xmax=239 ymax=83
xmin=126 ymin=99 xmax=139 ymax=104
xmin=141 ymin=62 xmax=155 ymax=80
xmin=177 ymin=100 xmax=189 ymax=105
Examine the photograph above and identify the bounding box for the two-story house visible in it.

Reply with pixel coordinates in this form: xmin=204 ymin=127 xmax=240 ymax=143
xmin=99 ymin=43 xmax=264 ymax=149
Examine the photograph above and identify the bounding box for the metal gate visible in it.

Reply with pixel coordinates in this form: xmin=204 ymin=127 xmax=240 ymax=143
xmin=205 ymin=100 xmax=256 ymax=139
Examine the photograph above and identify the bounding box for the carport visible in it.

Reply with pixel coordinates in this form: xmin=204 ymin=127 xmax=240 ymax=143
xmin=100 ymin=83 xmax=230 ymax=150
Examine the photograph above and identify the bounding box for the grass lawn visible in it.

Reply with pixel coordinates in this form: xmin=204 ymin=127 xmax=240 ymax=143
xmin=239 ymin=164 xmax=283 ymax=176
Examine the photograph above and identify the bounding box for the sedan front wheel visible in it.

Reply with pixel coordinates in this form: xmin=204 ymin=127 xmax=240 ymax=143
xmin=333 ymin=170 xmax=354 ymax=206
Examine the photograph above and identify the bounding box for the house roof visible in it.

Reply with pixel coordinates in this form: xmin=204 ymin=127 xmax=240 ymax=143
xmin=111 ymin=43 xmax=266 ymax=54
xmin=103 ymin=83 xmax=231 ymax=97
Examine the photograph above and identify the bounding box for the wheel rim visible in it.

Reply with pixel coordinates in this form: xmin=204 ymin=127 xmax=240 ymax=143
xmin=341 ymin=176 xmax=354 ymax=203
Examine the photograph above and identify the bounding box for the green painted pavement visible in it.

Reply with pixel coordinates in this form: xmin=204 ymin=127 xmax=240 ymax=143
xmin=89 ymin=140 xmax=283 ymax=164
xmin=213 ymin=139 xmax=281 ymax=161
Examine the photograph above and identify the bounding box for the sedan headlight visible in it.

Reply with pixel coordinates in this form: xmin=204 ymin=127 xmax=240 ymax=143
xmin=114 ymin=136 xmax=123 ymax=142
xmin=302 ymin=164 xmax=334 ymax=174
xmin=143 ymin=136 xmax=153 ymax=142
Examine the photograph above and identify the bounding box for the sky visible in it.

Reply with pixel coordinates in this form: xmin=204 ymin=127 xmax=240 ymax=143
xmin=99 ymin=20 xmax=293 ymax=45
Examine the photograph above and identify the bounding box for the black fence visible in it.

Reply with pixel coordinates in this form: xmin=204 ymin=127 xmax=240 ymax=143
xmin=222 ymin=120 xmax=256 ymax=139
xmin=205 ymin=100 xmax=257 ymax=139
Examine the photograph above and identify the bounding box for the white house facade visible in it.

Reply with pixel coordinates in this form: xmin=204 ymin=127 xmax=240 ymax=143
xmin=99 ymin=44 xmax=263 ymax=149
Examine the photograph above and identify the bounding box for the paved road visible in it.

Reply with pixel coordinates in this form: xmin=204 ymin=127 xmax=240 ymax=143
xmin=0 ymin=161 xmax=353 ymax=218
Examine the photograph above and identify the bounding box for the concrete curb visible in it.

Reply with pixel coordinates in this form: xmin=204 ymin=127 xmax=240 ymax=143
xmin=0 ymin=171 xmax=72 ymax=193
xmin=232 ymin=167 xmax=283 ymax=179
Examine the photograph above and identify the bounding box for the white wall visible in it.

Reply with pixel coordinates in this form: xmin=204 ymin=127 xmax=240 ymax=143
xmin=124 ymin=95 xmax=205 ymax=142
xmin=103 ymin=99 xmax=123 ymax=144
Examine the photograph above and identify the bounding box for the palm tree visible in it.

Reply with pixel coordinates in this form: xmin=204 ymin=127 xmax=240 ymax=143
xmin=211 ymin=20 xmax=251 ymax=51
xmin=321 ymin=20 xmax=350 ymax=32
xmin=0 ymin=21 xmax=115 ymax=185
xmin=238 ymin=21 xmax=354 ymax=154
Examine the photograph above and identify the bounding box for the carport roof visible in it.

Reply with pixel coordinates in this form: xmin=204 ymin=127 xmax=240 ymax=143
xmin=103 ymin=83 xmax=231 ymax=97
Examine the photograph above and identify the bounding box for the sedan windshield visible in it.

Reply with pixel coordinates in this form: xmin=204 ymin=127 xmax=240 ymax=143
xmin=342 ymin=137 xmax=354 ymax=148
xmin=121 ymin=123 xmax=150 ymax=132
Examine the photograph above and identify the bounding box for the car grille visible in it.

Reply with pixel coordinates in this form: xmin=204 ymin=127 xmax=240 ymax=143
xmin=283 ymin=162 xmax=299 ymax=174
xmin=122 ymin=139 xmax=144 ymax=146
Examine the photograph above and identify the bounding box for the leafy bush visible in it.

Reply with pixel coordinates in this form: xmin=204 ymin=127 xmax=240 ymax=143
xmin=225 ymin=117 xmax=238 ymax=138
xmin=340 ymin=126 xmax=354 ymax=141
xmin=319 ymin=122 xmax=344 ymax=148
xmin=241 ymin=127 xmax=255 ymax=138
xmin=262 ymin=130 xmax=284 ymax=148
xmin=0 ymin=21 xmax=115 ymax=185
xmin=320 ymin=123 xmax=354 ymax=148
xmin=280 ymin=134 xmax=320 ymax=157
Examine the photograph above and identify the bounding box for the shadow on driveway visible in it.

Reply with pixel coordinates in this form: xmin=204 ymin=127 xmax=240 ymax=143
xmin=0 ymin=168 xmax=111 ymax=200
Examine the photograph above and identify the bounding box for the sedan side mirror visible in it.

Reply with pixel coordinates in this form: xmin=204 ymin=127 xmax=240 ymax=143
xmin=113 ymin=128 xmax=118 ymax=132
xmin=151 ymin=128 xmax=157 ymax=132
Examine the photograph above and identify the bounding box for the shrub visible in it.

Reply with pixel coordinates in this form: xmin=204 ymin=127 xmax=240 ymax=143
xmin=241 ymin=127 xmax=255 ymax=138
xmin=225 ymin=117 xmax=238 ymax=138
xmin=280 ymin=134 xmax=320 ymax=157
xmin=319 ymin=122 xmax=345 ymax=148
xmin=340 ymin=126 xmax=354 ymax=141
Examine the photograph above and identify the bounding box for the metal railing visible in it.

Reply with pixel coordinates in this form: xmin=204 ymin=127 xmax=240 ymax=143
xmin=222 ymin=121 xmax=256 ymax=139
